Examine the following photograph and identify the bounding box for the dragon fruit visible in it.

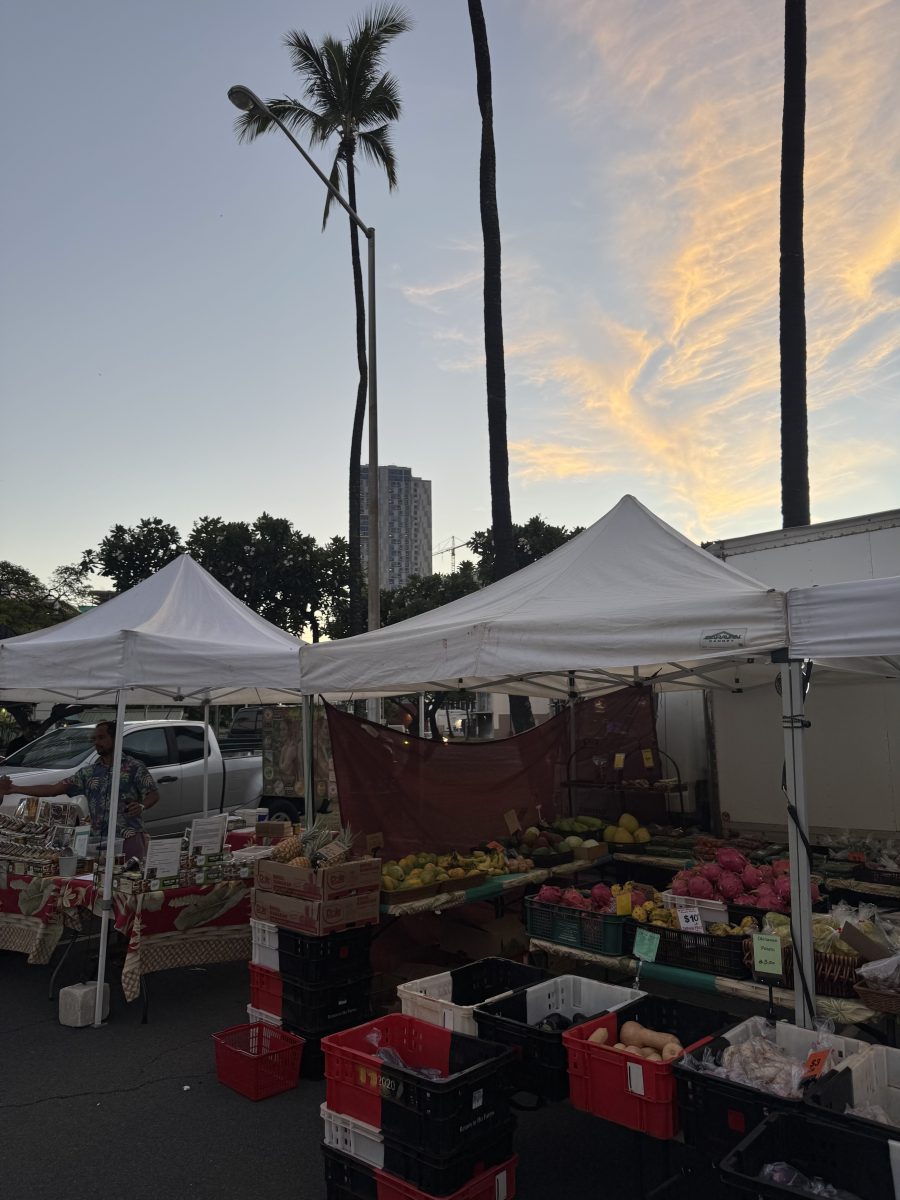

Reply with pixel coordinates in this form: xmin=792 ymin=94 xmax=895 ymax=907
xmin=630 ymin=891 xmax=647 ymax=910
xmin=774 ymin=875 xmax=792 ymax=902
xmin=717 ymin=871 xmax=743 ymax=900
xmin=590 ymin=883 xmax=612 ymax=908
xmin=741 ymin=865 xmax=763 ymax=890
xmin=561 ymin=888 xmax=591 ymax=909
xmin=670 ymin=877 xmax=690 ymax=897
xmin=700 ymin=862 xmax=722 ymax=883
xmin=734 ymin=893 xmax=758 ymax=907
xmin=688 ymin=875 xmax=714 ymax=899
xmin=772 ymin=859 xmax=791 ymax=875
xmin=716 ymin=847 xmax=748 ymax=874
xmin=810 ymin=881 xmax=821 ymax=902
xmin=537 ymin=885 xmax=562 ymax=905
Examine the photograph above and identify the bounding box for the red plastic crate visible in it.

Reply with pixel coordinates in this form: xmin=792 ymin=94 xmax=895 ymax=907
xmin=563 ymin=1011 xmax=713 ymax=1140
xmin=323 ymin=1014 xmax=455 ymax=1126
xmin=379 ymin=1157 xmax=517 ymax=1200
xmin=249 ymin=963 xmax=283 ymax=1017
xmin=213 ymin=1022 xmax=304 ymax=1100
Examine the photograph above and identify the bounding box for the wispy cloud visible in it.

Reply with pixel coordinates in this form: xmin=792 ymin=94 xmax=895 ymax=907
xmin=406 ymin=0 xmax=899 ymax=534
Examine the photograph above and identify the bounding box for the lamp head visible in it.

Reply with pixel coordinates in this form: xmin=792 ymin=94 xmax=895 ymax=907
xmin=227 ymin=85 xmax=262 ymax=113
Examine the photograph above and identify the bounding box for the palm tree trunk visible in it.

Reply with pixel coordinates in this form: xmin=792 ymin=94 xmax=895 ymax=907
xmin=780 ymin=0 xmax=809 ymax=528
xmin=345 ymin=155 xmax=369 ymax=635
xmin=468 ymin=0 xmax=533 ymax=733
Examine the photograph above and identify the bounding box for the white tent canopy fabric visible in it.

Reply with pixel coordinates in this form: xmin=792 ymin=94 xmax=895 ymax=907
xmin=788 ymin=575 xmax=900 ymax=671
xmin=0 ymin=554 xmax=304 ymax=703
xmin=299 ymin=495 xmax=789 ymax=697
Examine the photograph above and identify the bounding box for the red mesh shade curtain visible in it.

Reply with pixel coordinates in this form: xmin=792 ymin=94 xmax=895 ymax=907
xmin=325 ymin=689 xmax=658 ymax=860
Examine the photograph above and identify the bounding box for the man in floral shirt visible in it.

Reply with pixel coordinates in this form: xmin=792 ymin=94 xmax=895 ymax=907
xmin=0 ymin=721 xmax=159 ymax=860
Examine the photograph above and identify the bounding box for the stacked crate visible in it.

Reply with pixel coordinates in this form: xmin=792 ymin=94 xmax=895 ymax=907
xmin=320 ymin=1013 xmax=518 ymax=1200
xmin=249 ymin=851 xmax=381 ymax=1079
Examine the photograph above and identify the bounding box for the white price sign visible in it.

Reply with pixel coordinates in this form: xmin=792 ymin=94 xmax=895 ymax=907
xmin=676 ymin=904 xmax=703 ymax=932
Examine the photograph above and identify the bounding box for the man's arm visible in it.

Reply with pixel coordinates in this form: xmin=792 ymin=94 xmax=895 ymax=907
xmin=124 ymin=765 xmax=160 ymax=817
xmin=0 ymin=776 xmax=71 ymax=799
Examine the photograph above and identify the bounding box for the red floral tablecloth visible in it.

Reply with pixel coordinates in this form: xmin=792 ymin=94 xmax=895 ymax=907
xmin=0 ymin=872 xmax=253 ymax=1000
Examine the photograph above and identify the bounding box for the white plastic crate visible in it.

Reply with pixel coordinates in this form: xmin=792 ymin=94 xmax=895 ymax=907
xmin=704 ymin=1015 xmax=867 ymax=1093
xmin=320 ymin=1102 xmax=384 ymax=1168
xmin=397 ymin=958 xmax=545 ymax=1035
xmin=815 ymin=1043 xmax=900 ymax=1130
xmin=246 ymin=1003 xmax=282 ymax=1028
xmin=661 ymin=890 xmax=728 ymax=928
xmin=519 ymin=975 xmax=644 ymax=1024
xmin=251 ymin=918 xmax=280 ymax=970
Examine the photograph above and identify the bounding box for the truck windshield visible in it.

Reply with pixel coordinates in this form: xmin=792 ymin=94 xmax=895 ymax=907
xmin=3 ymin=727 xmax=95 ymax=770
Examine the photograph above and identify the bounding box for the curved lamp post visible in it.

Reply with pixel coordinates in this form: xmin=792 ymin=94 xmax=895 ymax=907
xmin=228 ymin=84 xmax=380 ymax=635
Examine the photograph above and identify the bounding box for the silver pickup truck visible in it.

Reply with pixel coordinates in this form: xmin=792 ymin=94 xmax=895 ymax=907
xmin=0 ymin=720 xmax=263 ymax=837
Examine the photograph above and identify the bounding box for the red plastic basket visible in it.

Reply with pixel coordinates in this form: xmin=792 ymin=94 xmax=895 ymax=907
xmin=249 ymin=963 xmax=283 ymax=1017
xmin=213 ymin=1022 xmax=304 ymax=1100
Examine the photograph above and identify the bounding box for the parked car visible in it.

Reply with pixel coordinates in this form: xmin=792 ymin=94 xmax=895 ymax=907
xmin=0 ymin=721 xmax=264 ymax=837
xmin=218 ymin=705 xmax=264 ymax=755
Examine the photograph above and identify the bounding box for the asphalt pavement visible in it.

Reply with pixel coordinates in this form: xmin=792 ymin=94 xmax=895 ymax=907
xmin=1 ymin=950 xmax=720 ymax=1199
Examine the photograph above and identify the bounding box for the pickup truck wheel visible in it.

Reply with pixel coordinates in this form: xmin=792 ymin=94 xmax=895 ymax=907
xmin=265 ymin=798 xmax=302 ymax=824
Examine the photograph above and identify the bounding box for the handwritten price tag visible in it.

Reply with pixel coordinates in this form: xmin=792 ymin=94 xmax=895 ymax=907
xmin=676 ymin=905 xmax=703 ymax=932
xmin=802 ymin=1050 xmax=830 ymax=1080
xmin=633 ymin=928 xmax=660 ymax=963
xmin=752 ymin=933 xmax=784 ymax=979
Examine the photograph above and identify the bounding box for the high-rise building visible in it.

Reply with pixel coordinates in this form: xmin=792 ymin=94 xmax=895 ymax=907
xmin=360 ymin=465 xmax=432 ymax=591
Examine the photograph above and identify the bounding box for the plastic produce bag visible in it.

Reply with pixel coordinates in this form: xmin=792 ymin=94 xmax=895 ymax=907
xmin=758 ymin=1163 xmax=862 ymax=1199
xmin=857 ymin=952 xmax=900 ymax=992
xmin=364 ymin=1027 xmax=445 ymax=1080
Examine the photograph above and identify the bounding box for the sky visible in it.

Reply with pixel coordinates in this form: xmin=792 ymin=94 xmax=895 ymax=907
xmin=2 ymin=0 xmax=898 ymax=586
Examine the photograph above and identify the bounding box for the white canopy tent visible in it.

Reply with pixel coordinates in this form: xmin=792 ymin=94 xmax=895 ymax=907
xmin=299 ymin=496 xmax=900 ymax=1028
xmin=0 ymin=554 xmax=306 ymax=1025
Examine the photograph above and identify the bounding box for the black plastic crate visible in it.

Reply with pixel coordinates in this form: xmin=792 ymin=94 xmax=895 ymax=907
xmin=473 ymin=974 xmax=642 ymax=1102
xmin=322 ymin=1145 xmax=377 ymax=1200
xmin=643 ymin=924 xmax=750 ymax=980
xmin=285 ymin=1009 xmax=371 ymax=1081
xmin=675 ymin=1059 xmax=801 ymax=1161
xmin=282 ymin=972 xmax=374 ymax=1034
xmin=855 ymin=863 xmax=900 ymax=886
xmin=441 ymin=956 xmax=547 ymax=1006
xmin=383 ymin=1120 xmax=515 ymax=1197
xmin=805 ymin=1045 xmax=900 ymax=1143
xmin=278 ymin=925 xmax=372 ymax=983
xmin=720 ymin=1111 xmax=897 ymax=1198
xmin=524 ymin=897 xmax=635 ymax=956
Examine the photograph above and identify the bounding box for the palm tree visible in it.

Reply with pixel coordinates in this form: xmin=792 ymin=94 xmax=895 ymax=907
xmin=467 ymin=0 xmax=533 ymax=732
xmin=234 ymin=5 xmax=411 ymax=634
xmin=780 ymin=0 xmax=809 ymax=528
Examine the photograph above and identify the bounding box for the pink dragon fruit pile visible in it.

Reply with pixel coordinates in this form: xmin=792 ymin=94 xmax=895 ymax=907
xmin=535 ymin=881 xmax=630 ymax=914
xmin=668 ymin=848 xmax=820 ymax=913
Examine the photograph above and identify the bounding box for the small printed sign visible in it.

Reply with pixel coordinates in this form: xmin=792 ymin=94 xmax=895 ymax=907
xmin=616 ymin=893 xmax=633 ymax=916
xmin=626 ymin=1061 xmax=646 ymax=1096
xmin=503 ymin=809 xmax=522 ymax=835
xmin=642 ymin=749 xmax=655 ymax=769
xmin=752 ymin=933 xmax=784 ymax=979
xmin=676 ymin=905 xmax=703 ymax=932
xmin=633 ymin=927 xmax=661 ymax=962
xmin=613 ymin=753 xmax=626 ymax=771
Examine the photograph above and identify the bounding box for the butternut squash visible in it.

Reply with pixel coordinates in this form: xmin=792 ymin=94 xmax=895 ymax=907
xmin=619 ymin=1021 xmax=681 ymax=1052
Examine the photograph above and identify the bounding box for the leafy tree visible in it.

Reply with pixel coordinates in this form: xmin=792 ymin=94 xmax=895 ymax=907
xmin=82 ymin=517 xmax=183 ymax=592
xmin=47 ymin=562 xmax=95 ymax=607
xmin=780 ymin=0 xmax=809 ymax=527
xmin=186 ymin=514 xmax=323 ymax=638
xmin=0 ymin=561 xmax=77 ymax=635
xmin=381 ymin=561 xmax=480 ymax=626
xmin=234 ymin=4 xmax=411 ymax=636
xmin=467 ymin=516 xmax=584 ymax=586
xmin=314 ymin=536 xmax=352 ymax=642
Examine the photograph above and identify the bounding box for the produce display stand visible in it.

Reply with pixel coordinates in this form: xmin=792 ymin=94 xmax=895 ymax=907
xmin=525 ymin=937 xmax=888 ymax=1031
xmin=379 ymin=858 xmax=596 ymax=918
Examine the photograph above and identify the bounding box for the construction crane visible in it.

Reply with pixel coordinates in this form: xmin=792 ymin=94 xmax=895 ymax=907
xmin=432 ymin=535 xmax=466 ymax=572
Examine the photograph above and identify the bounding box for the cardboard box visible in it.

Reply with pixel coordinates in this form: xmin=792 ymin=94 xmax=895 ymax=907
xmin=574 ymin=843 xmax=609 ymax=861
xmin=254 ymin=821 xmax=293 ymax=841
xmin=255 ymin=855 xmax=381 ymax=901
xmin=251 ymin=887 xmax=379 ymax=936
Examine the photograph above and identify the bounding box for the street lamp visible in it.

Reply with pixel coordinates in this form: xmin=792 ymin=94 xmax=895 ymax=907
xmin=228 ymin=84 xmax=381 ymax=635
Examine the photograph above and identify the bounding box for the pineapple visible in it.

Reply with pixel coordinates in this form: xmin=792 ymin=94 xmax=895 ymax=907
xmin=270 ymin=834 xmax=304 ymax=863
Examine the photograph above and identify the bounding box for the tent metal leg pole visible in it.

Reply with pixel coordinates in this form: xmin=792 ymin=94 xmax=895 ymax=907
xmin=94 ymin=689 xmax=127 ymax=1028
xmin=418 ymin=693 xmax=425 ymax=739
xmin=781 ymin=661 xmax=815 ymax=1029
xmin=202 ymin=700 xmax=210 ymax=817
xmin=567 ymin=672 xmax=577 ymax=819
xmin=302 ymin=696 xmax=313 ymax=817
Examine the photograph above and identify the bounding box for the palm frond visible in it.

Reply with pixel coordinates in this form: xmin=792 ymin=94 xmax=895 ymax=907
xmin=321 ymin=34 xmax=350 ymax=117
xmin=357 ymin=73 xmax=402 ymax=126
xmin=346 ymin=5 xmax=411 ymax=108
xmin=283 ymin=29 xmax=334 ymax=107
xmin=321 ymin=152 xmax=345 ymax=230
xmin=268 ymin=97 xmax=338 ymax=148
xmin=358 ymin=126 xmax=398 ymax=189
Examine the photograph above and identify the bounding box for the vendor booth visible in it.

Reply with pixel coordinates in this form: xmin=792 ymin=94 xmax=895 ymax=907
xmin=0 ymin=553 xmax=306 ymax=1023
